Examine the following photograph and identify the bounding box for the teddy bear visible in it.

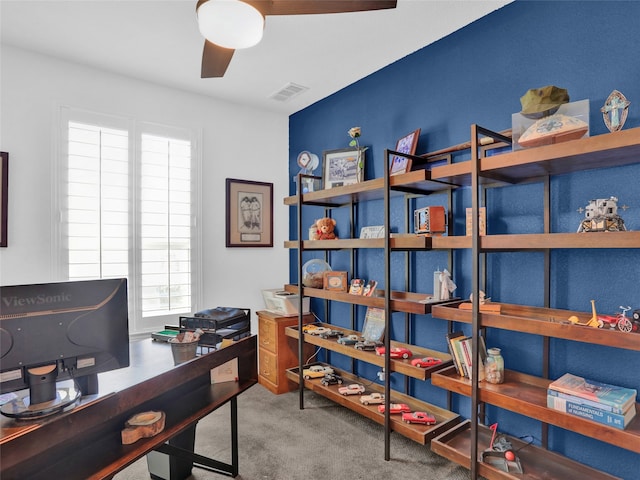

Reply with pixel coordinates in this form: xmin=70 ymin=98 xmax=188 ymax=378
xmin=311 ymin=217 xmax=337 ymax=240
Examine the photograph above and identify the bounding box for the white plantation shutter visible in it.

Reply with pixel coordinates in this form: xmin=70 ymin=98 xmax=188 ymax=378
xmin=66 ymin=122 xmax=129 ymax=280
xmin=140 ymin=134 xmax=192 ymax=316
xmin=58 ymin=107 xmax=199 ymax=331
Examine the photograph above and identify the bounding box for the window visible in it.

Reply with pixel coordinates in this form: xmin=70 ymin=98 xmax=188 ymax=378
xmin=66 ymin=122 xmax=130 ymax=280
xmin=57 ymin=107 xmax=200 ymax=332
xmin=139 ymin=134 xmax=192 ymax=316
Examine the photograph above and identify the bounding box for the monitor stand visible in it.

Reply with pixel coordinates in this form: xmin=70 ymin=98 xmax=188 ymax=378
xmin=0 ymin=364 xmax=82 ymax=419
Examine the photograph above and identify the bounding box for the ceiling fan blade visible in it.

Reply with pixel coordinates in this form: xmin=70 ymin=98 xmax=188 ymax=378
xmin=246 ymin=0 xmax=397 ymax=16
xmin=201 ymin=40 xmax=235 ymax=78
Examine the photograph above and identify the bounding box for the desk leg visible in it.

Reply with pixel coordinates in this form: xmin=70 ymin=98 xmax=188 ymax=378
xmin=152 ymin=397 xmax=240 ymax=478
xmin=147 ymin=426 xmax=195 ymax=480
xmin=230 ymin=396 xmax=238 ymax=476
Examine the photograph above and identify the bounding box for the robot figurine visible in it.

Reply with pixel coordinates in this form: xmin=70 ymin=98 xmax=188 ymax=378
xmin=577 ymin=196 xmax=627 ymax=233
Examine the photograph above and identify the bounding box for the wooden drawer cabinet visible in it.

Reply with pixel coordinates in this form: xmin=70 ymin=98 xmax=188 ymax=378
xmin=257 ymin=310 xmax=314 ymax=394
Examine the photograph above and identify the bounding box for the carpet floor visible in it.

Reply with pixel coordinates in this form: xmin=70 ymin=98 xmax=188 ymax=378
xmin=113 ymin=383 xmax=472 ymax=480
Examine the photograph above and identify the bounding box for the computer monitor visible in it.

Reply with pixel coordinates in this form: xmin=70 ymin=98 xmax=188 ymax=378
xmin=0 ymin=278 xmax=130 ymax=419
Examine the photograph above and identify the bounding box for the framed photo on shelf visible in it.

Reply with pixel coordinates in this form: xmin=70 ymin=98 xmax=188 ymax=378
xmin=323 ymin=271 xmax=348 ymax=292
xmin=362 ymin=307 xmax=385 ymax=342
xmin=323 ymin=148 xmax=363 ymax=189
xmin=0 ymin=152 xmax=7 ymax=247
xmin=389 ymin=128 xmax=420 ymax=176
xmin=225 ymin=178 xmax=273 ymax=247
xmin=359 ymin=225 xmax=385 ymax=239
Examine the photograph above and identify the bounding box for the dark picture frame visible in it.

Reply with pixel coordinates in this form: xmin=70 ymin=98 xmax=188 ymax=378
xmin=225 ymin=178 xmax=273 ymax=247
xmin=389 ymin=128 xmax=421 ymax=176
xmin=0 ymin=152 xmax=7 ymax=247
xmin=323 ymin=147 xmax=363 ymax=189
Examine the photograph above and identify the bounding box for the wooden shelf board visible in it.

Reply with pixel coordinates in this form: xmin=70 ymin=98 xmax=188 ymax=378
xmin=432 ymin=366 xmax=640 ymax=454
xmin=286 ymin=364 xmax=460 ymax=445
xmin=286 ymin=231 xmax=640 ymax=252
xmin=284 ymin=235 xmax=432 ymax=251
xmin=283 ymin=284 xmax=456 ymax=315
xmin=283 ymin=170 xmax=458 ymax=207
xmin=431 ymin=127 xmax=640 ymax=186
xmin=432 ymin=420 xmax=620 ymax=480
xmin=432 ymin=302 xmax=640 ymax=352
xmin=480 ymin=231 xmax=640 ymax=250
xmin=285 ymin=323 xmax=452 ymax=381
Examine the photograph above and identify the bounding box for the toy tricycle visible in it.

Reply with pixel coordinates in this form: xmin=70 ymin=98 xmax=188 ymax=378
xmin=569 ymin=301 xmax=638 ymax=333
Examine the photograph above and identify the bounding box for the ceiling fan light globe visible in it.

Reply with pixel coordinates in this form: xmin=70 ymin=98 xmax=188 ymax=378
xmin=197 ymin=0 xmax=264 ymax=49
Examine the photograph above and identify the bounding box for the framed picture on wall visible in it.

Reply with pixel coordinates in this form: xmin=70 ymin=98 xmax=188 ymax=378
xmin=389 ymin=128 xmax=420 ymax=176
xmin=225 ymin=178 xmax=273 ymax=247
xmin=323 ymin=148 xmax=363 ymax=188
xmin=0 ymin=152 xmax=8 ymax=247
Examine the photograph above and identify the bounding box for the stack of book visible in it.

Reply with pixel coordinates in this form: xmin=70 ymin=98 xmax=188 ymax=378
xmin=547 ymin=373 xmax=637 ymax=430
xmin=445 ymin=331 xmax=487 ymax=381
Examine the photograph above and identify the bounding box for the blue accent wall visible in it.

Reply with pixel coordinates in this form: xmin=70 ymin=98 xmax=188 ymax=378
xmin=288 ymin=2 xmax=640 ymax=478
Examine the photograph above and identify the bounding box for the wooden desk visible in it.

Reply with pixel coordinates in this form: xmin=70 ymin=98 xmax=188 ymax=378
xmin=0 ymin=335 xmax=258 ymax=480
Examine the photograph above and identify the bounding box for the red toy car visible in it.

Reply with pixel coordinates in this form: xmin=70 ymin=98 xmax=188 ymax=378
xmin=375 ymin=346 xmax=412 ymax=359
xmin=411 ymin=357 xmax=443 ymax=368
xmin=377 ymin=403 xmax=411 ymax=414
xmin=402 ymin=411 xmax=436 ymax=425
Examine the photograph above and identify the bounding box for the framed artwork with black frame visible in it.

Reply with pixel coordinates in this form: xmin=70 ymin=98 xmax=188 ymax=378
xmin=0 ymin=152 xmax=7 ymax=247
xmin=389 ymin=128 xmax=420 ymax=176
xmin=225 ymin=178 xmax=273 ymax=247
xmin=323 ymin=148 xmax=363 ymax=188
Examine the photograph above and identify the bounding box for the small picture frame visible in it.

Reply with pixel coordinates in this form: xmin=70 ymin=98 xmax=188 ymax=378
xmin=390 ymin=128 xmax=420 ymax=176
xmin=362 ymin=280 xmax=377 ymax=297
xmin=362 ymin=307 xmax=385 ymax=342
xmin=323 ymin=271 xmax=348 ymax=292
xmin=323 ymin=148 xmax=363 ymax=189
xmin=225 ymin=178 xmax=273 ymax=247
xmin=359 ymin=225 xmax=385 ymax=239
xmin=349 ymin=278 xmax=365 ymax=295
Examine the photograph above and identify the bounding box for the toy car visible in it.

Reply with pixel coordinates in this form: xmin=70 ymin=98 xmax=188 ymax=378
xmin=411 ymin=357 xmax=443 ymax=368
xmin=377 ymin=403 xmax=411 ymax=414
xmin=375 ymin=346 xmax=412 ymax=359
xmin=321 ymin=373 xmax=344 ymax=386
xmin=302 ymin=324 xmax=320 ymax=334
xmin=338 ymin=383 xmax=366 ymax=395
xmin=309 ymin=326 xmax=332 ymax=336
xmin=360 ymin=392 xmax=385 ymax=405
xmin=354 ymin=340 xmax=382 ymax=351
xmin=402 ymin=411 xmax=436 ymax=425
xmin=302 ymin=365 xmax=334 ymax=379
xmin=320 ymin=329 xmax=344 ymax=339
xmin=337 ymin=334 xmax=361 ymax=345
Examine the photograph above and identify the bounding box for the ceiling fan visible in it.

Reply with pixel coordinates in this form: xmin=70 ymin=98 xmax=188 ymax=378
xmin=196 ymin=0 xmax=398 ymax=78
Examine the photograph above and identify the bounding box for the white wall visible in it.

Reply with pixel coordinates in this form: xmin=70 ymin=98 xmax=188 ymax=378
xmin=0 ymin=45 xmax=290 ymax=334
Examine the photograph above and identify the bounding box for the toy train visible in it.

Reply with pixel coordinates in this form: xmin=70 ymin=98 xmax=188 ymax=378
xmin=577 ymin=196 xmax=627 ymax=233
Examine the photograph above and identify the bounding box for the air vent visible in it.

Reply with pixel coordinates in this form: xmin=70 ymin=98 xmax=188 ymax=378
xmin=269 ymin=82 xmax=309 ymax=102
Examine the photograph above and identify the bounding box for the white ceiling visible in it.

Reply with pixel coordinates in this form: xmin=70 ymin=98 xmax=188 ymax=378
xmin=1 ymin=0 xmax=511 ymax=115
